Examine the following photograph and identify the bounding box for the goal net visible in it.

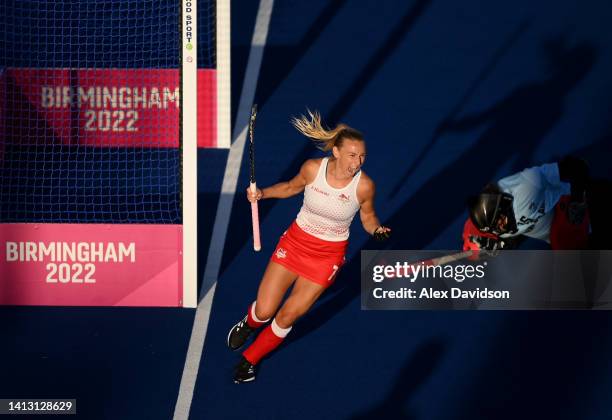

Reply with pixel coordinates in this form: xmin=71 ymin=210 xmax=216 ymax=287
xmin=0 ymin=0 xmax=228 ymax=307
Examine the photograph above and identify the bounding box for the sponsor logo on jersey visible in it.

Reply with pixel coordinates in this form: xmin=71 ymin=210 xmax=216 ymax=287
xmin=518 ymin=215 xmax=543 ymax=231
xmin=338 ymin=193 xmax=350 ymax=203
xmin=520 ymin=202 xmax=546 ymax=232
xmin=275 ymin=247 xmax=287 ymax=259
xmin=311 ymin=186 xmax=330 ymax=196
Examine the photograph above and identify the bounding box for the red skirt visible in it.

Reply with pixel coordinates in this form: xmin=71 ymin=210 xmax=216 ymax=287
xmin=270 ymin=221 xmax=348 ymax=287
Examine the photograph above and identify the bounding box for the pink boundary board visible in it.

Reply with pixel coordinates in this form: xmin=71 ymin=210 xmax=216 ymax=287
xmin=0 ymin=223 xmax=183 ymax=307
xmin=3 ymin=68 xmax=217 ymax=148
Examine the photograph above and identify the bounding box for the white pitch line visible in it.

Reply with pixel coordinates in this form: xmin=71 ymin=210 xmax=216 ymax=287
xmin=172 ymin=1 xmax=274 ymax=419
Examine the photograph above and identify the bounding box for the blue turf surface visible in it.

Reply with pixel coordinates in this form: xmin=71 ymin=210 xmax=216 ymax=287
xmin=3 ymin=1 xmax=612 ymax=419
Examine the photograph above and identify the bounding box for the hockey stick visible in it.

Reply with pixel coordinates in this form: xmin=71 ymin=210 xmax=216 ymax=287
xmin=417 ymin=250 xmax=474 ymax=267
xmin=249 ymin=104 xmax=261 ymax=251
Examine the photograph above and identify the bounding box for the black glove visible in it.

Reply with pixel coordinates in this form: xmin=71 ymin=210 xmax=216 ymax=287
xmin=373 ymin=226 xmax=391 ymax=241
xmin=470 ymin=235 xmax=506 ymax=256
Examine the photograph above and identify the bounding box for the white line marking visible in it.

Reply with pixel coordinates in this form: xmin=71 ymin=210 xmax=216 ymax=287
xmin=172 ymin=1 xmax=274 ymax=418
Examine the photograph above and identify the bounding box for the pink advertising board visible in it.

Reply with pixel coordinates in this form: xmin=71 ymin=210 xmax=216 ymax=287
xmin=3 ymin=68 xmax=217 ymax=148
xmin=0 ymin=69 xmax=6 ymax=163
xmin=0 ymin=68 xmax=4 ymax=163
xmin=0 ymin=223 xmax=182 ymax=307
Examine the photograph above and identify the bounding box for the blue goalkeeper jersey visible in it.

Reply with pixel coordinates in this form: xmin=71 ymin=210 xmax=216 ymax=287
xmin=497 ymin=163 xmax=570 ymax=242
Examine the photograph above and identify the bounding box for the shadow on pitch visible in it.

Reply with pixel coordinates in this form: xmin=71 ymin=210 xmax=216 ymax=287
xmin=451 ymin=311 xmax=612 ymax=420
xmin=347 ymin=338 xmax=446 ymax=420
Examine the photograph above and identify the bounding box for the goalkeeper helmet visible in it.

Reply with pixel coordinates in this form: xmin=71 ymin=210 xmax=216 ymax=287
xmin=467 ymin=184 xmax=516 ymax=235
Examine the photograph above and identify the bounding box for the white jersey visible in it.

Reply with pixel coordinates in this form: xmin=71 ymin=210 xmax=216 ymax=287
xmin=295 ymin=157 xmax=362 ymax=241
xmin=498 ymin=163 xmax=570 ymax=242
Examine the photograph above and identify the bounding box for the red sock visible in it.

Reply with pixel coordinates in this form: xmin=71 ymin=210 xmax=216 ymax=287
xmin=243 ymin=323 xmax=287 ymax=365
xmin=246 ymin=302 xmax=268 ymax=329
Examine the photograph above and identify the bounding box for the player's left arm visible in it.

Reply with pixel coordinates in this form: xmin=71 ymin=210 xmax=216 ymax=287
xmin=358 ymin=173 xmax=391 ymax=240
xmin=558 ymin=156 xmax=590 ymax=224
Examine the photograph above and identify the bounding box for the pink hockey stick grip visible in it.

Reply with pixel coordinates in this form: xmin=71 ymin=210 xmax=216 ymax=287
xmin=250 ymin=182 xmax=261 ymax=251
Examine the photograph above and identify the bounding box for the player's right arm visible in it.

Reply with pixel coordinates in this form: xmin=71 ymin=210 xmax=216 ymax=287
xmin=247 ymin=159 xmax=319 ymax=202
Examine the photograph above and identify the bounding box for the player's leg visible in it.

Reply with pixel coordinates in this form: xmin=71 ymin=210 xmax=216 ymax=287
xmin=273 ymin=276 xmax=327 ymax=329
xmin=234 ymin=277 xmax=326 ymax=383
xmin=254 ymin=261 xmax=300 ymax=319
xmin=227 ymin=261 xmax=297 ymax=351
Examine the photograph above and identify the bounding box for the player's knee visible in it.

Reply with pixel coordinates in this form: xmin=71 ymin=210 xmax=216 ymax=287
xmin=254 ymin=303 xmax=276 ymax=321
xmin=275 ymin=306 xmax=306 ymax=328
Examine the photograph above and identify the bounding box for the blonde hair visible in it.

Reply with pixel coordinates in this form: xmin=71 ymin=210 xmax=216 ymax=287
xmin=291 ymin=109 xmax=363 ymax=152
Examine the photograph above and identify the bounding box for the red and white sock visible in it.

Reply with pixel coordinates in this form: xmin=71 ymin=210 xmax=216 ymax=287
xmin=246 ymin=301 xmax=270 ymax=329
xmin=243 ymin=318 xmax=292 ymax=365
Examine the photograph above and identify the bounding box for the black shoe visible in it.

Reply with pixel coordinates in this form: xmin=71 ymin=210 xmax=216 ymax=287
xmin=233 ymin=356 xmax=257 ymax=384
xmin=227 ymin=315 xmax=256 ymax=351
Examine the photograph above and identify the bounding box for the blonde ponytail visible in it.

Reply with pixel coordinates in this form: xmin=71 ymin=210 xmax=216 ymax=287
xmin=291 ymin=109 xmax=362 ymax=152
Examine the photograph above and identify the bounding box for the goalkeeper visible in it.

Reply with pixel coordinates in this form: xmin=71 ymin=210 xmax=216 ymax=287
xmin=463 ymin=156 xmax=590 ymax=253
xmin=226 ymin=110 xmax=390 ymax=384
